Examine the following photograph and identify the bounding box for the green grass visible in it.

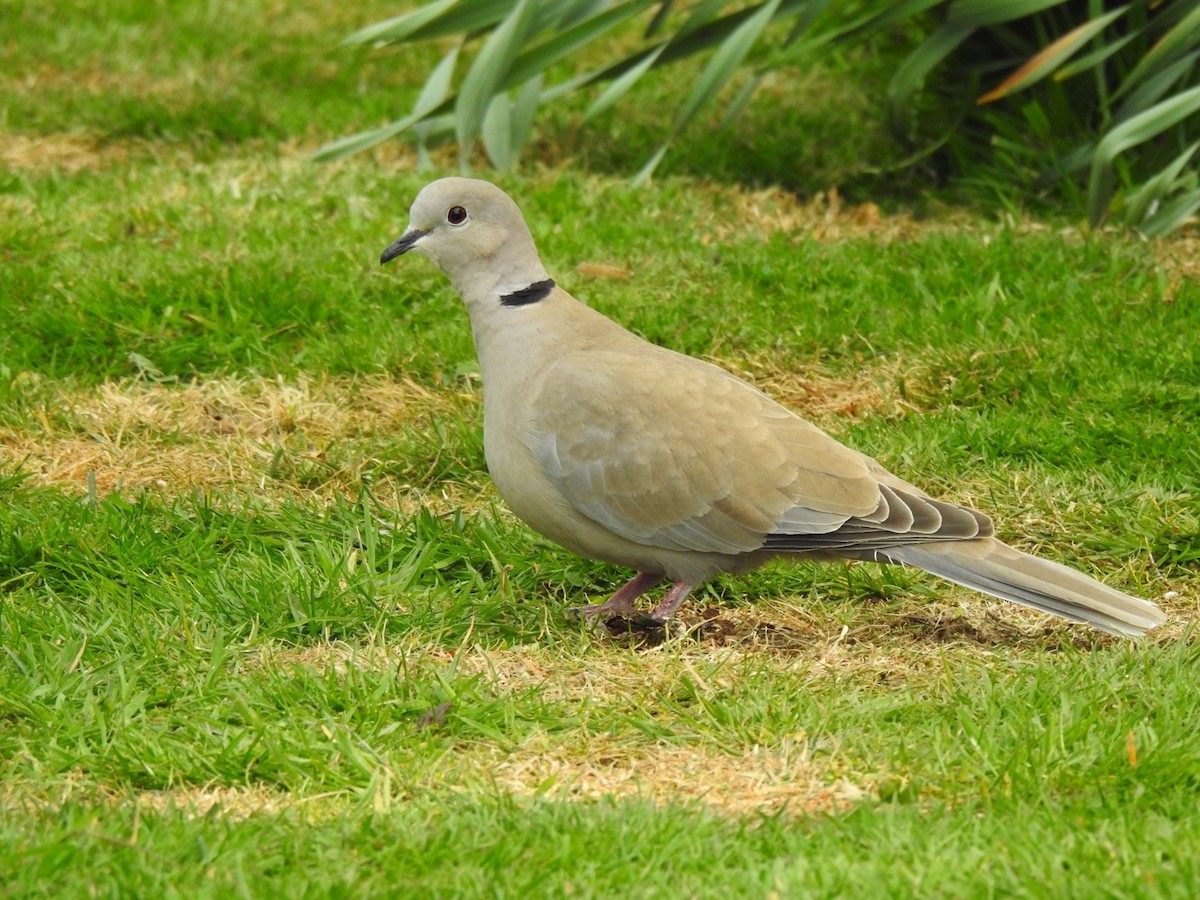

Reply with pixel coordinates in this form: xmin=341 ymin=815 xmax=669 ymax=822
xmin=2 ymin=1 xmax=1199 ymax=896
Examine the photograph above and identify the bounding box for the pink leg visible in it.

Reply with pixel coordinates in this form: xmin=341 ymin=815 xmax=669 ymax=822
xmin=650 ymin=581 xmax=695 ymax=621
xmin=569 ymin=571 xmax=663 ymax=620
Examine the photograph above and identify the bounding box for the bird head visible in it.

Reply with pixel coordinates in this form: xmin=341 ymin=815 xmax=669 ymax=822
xmin=380 ymin=178 xmax=549 ymax=301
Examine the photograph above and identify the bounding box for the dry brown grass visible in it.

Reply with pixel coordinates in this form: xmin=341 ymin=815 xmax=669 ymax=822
xmin=1 ymin=374 xmax=484 ymax=512
xmin=260 ymin=636 xmax=883 ymax=816
xmin=0 ymin=132 xmax=143 ymax=175
xmin=695 ymin=183 xmax=984 ymax=245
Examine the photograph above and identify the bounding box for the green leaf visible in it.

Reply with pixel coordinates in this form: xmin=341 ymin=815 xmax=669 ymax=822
xmin=506 ymin=0 xmax=657 ymax=88
xmin=1088 ymin=84 xmax=1200 ymax=225
xmin=677 ymin=0 xmax=729 ymax=41
xmin=455 ymin=0 xmax=538 ymax=169
xmin=1114 ymin=3 xmax=1200 ymax=102
xmin=1054 ymin=30 xmax=1142 ymax=82
xmin=976 ymin=6 xmax=1129 ymax=104
xmin=413 ymin=48 xmax=461 ymax=168
xmin=558 ymin=0 xmax=612 ymax=30
xmin=783 ymin=0 xmax=837 ymax=47
xmin=481 ymin=76 xmax=543 ymax=171
xmin=887 ymin=22 xmax=976 ymax=142
xmin=311 ymin=115 xmax=420 ymax=162
xmin=1113 ymin=51 xmax=1200 ymax=124
xmin=393 ymin=1 xmax=520 ymax=45
xmin=632 ymin=144 xmax=670 ymax=186
xmin=581 ymin=44 xmax=666 ymax=122
xmin=414 ymin=46 xmax=462 ymax=120
xmin=644 ymin=0 xmax=676 ymax=38
xmin=510 ymin=74 xmax=544 ymax=156
xmin=481 ymin=94 xmax=513 ymax=172
xmin=948 ymin=0 xmax=1069 ymax=28
xmin=634 ymin=0 xmax=783 ymax=185
xmin=1122 ymin=140 xmax=1200 ymax=226
xmin=720 ymin=72 xmax=766 ymax=128
xmin=842 ymin=0 xmax=945 ymax=38
xmin=341 ymin=0 xmax=462 ymax=46
xmin=1139 ymin=187 xmax=1200 ymax=237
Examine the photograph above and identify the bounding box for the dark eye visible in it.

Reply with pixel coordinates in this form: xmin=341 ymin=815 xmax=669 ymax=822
xmin=447 ymin=206 xmax=467 ymax=225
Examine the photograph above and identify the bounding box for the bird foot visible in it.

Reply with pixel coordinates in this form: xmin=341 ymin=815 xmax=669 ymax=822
xmin=566 ymin=571 xmax=664 ymax=623
xmin=566 ymin=576 xmax=697 ymax=640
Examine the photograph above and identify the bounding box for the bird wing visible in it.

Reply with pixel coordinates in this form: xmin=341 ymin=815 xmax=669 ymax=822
xmin=526 ymin=347 xmax=912 ymax=554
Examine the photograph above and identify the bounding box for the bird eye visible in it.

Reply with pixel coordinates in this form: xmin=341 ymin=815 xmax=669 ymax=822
xmin=447 ymin=206 xmax=468 ymax=225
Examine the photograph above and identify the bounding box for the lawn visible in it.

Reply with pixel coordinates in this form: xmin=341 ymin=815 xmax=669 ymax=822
xmin=2 ymin=1 xmax=1199 ymax=897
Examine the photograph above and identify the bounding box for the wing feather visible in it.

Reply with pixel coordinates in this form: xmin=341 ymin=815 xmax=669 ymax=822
xmin=527 ymin=349 xmax=878 ymax=554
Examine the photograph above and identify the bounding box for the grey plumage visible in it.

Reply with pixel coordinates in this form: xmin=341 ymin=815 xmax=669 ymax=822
xmin=380 ymin=177 xmax=1166 ymax=638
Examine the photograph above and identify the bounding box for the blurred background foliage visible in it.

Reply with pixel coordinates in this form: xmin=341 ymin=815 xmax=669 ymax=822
xmin=316 ymin=0 xmax=1200 ymax=236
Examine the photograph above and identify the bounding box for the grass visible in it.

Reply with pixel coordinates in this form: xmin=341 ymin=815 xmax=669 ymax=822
xmin=2 ymin=0 xmax=1199 ymax=896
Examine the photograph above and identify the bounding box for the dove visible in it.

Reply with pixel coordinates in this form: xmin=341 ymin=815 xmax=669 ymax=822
xmin=380 ymin=177 xmax=1165 ymax=637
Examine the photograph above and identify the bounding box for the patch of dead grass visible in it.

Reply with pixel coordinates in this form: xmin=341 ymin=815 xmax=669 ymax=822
xmin=728 ymin=352 xmax=928 ymax=421
xmin=1 ymin=374 xmax=485 ymax=512
xmin=469 ymin=739 xmax=867 ymax=816
xmin=0 ymin=132 xmax=141 ymax=175
xmin=696 ymin=184 xmax=972 ymax=245
xmin=1154 ymin=232 xmax=1200 ymax=291
xmin=263 ymin=638 xmax=875 ymax=816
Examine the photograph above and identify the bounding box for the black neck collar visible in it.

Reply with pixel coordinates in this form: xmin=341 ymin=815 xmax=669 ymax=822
xmin=499 ymin=279 xmax=555 ymax=307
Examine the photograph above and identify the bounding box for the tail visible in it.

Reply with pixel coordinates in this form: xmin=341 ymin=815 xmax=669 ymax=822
xmin=873 ymin=538 xmax=1165 ymax=637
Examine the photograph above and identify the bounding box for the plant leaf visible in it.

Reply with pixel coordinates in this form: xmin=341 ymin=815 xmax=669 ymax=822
xmin=482 ymin=75 xmax=543 ymax=171
xmin=1053 ymin=30 xmax=1141 ymax=82
xmin=412 ymin=47 xmax=461 ymax=168
xmin=948 ymin=0 xmax=1069 ymax=28
xmin=311 ymin=115 xmax=420 ymax=162
xmin=644 ymin=0 xmax=675 ymax=38
xmin=634 ymin=0 xmax=783 ymax=185
xmin=839 ymin=0 xmax=946 ymax=39
xmin=1088 ymin=83 xmax=1200 ymax=225
xmin=389 ymin=1 xmax=521 ymax=46
xmin=506 ymin=0 xmax=657 ymax=88
xmin=1113 ymin=3 xmax=1200 ymax=102
xmin=677 ymin=0 xmax=729 ymax=41
xmin=341 ymin=0 xmax=462 ymax=46
xmin=977 ymin=6 xmax=1129 ymax=105
xmin=456 ymin=0 xmax=538 ymax=168
xmin=1113 ymin=50 xmax=1200 ymax=124
xmin=581 ymin=44 xmax=666 ymax=122
xmin=1122 ymin=140 xmax=1200 ymax=226
xmin=887 ymin=22 xmax=976 ymax=142
xmin=414 ymin=46 xmax=461 ymax=120
xmin=509 ymin=75 xmax=544 ymax=162
xmin=1140 ymin=187 xmax=1200 ymax=237
xmin=481 ymin=93 xmax=513 ymax=171
xmin=720 ymin=72 xmax=766 ymax=128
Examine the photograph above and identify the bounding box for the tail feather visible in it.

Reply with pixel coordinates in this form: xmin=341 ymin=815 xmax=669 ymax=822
xmin=871 ymin=538 xmax=1165 ymax=637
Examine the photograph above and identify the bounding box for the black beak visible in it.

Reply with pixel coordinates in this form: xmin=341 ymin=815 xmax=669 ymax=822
xmin=380 ymin=229 xmax=428 ymax=265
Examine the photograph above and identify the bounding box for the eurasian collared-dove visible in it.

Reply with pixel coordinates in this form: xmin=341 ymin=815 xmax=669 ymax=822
xmin=381 ymin=177 xmax=1165 ymax=637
